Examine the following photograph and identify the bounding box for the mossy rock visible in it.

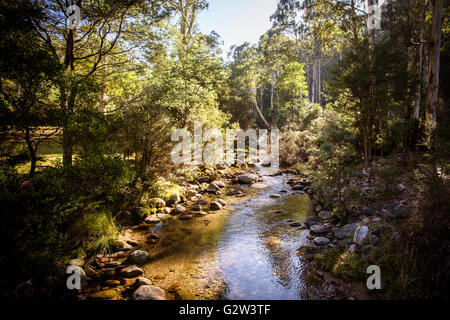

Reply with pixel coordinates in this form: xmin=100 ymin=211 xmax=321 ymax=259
xmin=89 ymin=289 xmax=119 ymax=300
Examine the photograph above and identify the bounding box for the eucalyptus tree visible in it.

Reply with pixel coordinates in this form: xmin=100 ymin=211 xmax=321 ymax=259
xmin=30 ymin=0 xmax=169 ymax=167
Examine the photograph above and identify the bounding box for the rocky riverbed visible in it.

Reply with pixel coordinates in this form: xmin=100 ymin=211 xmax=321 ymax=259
xmin=69 ymin=165 xmax=411 ymax=300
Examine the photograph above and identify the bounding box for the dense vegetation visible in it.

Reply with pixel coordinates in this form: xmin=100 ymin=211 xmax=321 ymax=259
xmin=0 ymin=0 xmax=448 ymax=299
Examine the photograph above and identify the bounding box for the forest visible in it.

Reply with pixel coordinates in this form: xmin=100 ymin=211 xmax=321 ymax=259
xmin=0 ymin=0 xmax=449 ymax=301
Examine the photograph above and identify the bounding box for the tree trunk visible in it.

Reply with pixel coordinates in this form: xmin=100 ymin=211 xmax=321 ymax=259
xmin=425 ymin=0 xmax=444 ymax=125
xmin=62 ymin=27 xmax=75 ymax=167
xmin=25 ymin=128 xmax=37 ymax=177
xmin=414 ymin=22 xmax=425 ymax=120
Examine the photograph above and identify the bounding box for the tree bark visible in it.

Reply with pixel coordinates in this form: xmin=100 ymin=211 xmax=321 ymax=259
xmin=425 ymin=0 xmax=444 ymax=125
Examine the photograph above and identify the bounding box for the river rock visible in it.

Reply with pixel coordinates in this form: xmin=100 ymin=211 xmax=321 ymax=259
xmin=270 ymin=194 xmax=281 ymax=198
xmin=172 ymin=205 xmax=186 ymax=215
xmin=206 ymin=182 xmax=222 ymax=193
xmin=218 ymin=199 xmax=227 ymax=206
xmin=129 ymin=250 xmax=149 ymax=264
xmin=314 ymin=237 xmax=330 ymax=246
xmin=237 ymin=174 xmax=257 ymax=184
xmin=121 ymin=265 xmax=144 ymax=278
xmin=210 ymin=201 xmax=222 ymax=211
xmin=134 ymin=277 xmax=152 ymax=287
xmin=335 ymin=222 xmax=359 ymax=239
xmin=179 ymin=214 xmax=193 ymax=220
xmin=304 ymin=216 xmax=319 ymax=226
xmin=132 ymin=285 xmax=167 ymax=300
xmin=291 ymin=184 xmax=304 ymax=190
xmin=144 ymin=216 xmax=161 ymax=224
xmin=90 ymin=289 xmax=118 ymax=300
xmin=192 ymin=203 xmax=203 ymax=211
xmin=318 ymin=211 xmax=332 ymax=220
xmin=100 ymin=268 xmax=115 ymax=280
xmin=290 ymin=222 xmax=302 ymax=227
xmin=396 ymin=183 xmax=406 ymax=192
xmin=353 ymin=225 xmax=369 ymax=246
xmin=310 ymin=224 xmax=328 ymax=235
xmin=213 ymin=180 xmax=226 ymax=188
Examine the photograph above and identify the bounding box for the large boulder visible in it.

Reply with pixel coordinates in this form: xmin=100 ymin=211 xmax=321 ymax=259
xmin=132 ymin=285 xmax=167 ymax=300
xmin=237 ymin=174 xmax=258 ymax=184
xmin=129 ymin=250 xmax=149 ymax=264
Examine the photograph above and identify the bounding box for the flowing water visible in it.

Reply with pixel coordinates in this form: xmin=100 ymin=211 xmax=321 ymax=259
xmin=139 ymin=171 xmax=336 ymax=300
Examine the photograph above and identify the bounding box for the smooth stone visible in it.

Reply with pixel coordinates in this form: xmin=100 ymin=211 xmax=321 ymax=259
xmin=290 ymin=222 xmax=302 ymax=227
xmin=132 ymin=285 xmax=167 ymax=300
xmin=314 ymin=237 xmax=330 ymax=246
xmin=310 ymin=224 xmax=328 ymax=234
xmin=179 ymin=214 xmax=193 ymax=220
xmin=129 ymin=250 xmax=149 ymax=264
xmin=218 ymin=199 xmax=227 ymax=206
xmin=134 ymin=277 xmax=152 ymax=287
xmin=121 ymin=265 xmax=144 ymax=278
xmin=270 ymin=194 xmax=281 ymax=198
xmin=237 ymin=174 xmax=258 ymax=184
xmin=144 ymin=216 xmax=161 ymax=224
